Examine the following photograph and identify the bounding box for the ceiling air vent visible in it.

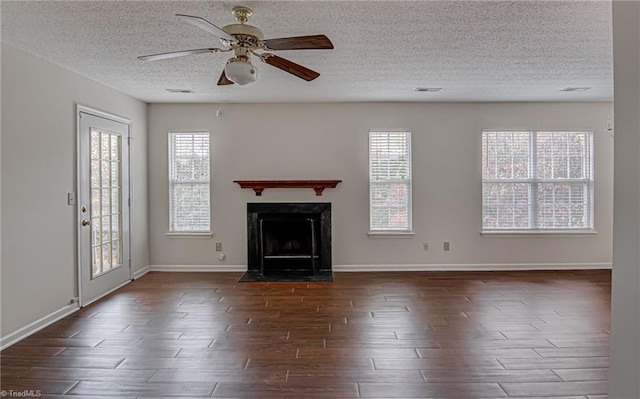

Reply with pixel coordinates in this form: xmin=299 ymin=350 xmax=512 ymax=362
xmin=560 ymin=87 xmax=591 ymax=92
xmin=166 ymin=89 xmax=194 ymax=94
xmin=415 ymin=87 xmax=442 ymax=92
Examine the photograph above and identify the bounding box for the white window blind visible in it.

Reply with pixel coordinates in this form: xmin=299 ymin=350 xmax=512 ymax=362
xmin=369 ymin=131 xmax=412 ymax=231
xmin=482 ymin=130 xmax=593 ymax=231
xmin=169 ymin=132 xmax=210 ymax=233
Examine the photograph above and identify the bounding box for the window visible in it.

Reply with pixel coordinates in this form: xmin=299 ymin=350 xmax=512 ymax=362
xmin=369 ymin=131 xmax=412 ymax=232
xmin=482 ymin=130 xmax=594 ymax=231
xmin=169 ymin=132 xmax=210 ymax=233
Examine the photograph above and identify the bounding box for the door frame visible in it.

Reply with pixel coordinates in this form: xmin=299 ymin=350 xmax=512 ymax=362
xmin=76 ymin=104 xmax=133 ymax=306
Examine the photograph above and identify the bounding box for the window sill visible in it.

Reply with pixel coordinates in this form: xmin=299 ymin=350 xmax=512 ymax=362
xmin=166 ymin=232 xmax=213 ymax=238
xmin=368 ymin=231 xmax=415 ymax=238
xmin=481 ymin=230 xmax=597 ymax=237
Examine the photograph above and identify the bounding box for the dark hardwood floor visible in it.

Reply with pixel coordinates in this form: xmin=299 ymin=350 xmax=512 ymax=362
xmin=1 ymin=270 xmax=611 ymax=398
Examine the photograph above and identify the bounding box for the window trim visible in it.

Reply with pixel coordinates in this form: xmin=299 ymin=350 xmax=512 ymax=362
xmin=165 ymin=232 xmax=214 ymax=238
xmin=480 ymin=230 xmax=598 ymax=237
xmin=168 ymin=131 xmax=211 ymax=234
xmin=481 ymin=129 xmax=595 ymax=234
xmin=368 ymin=130 xmax=413 ymax=234
xmin=367 ymin=230 xmax=416 ymax=238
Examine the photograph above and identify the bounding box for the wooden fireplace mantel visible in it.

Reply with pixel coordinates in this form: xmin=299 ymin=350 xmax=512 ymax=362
xmin=233 ymin=180 xmax=342 ymax=196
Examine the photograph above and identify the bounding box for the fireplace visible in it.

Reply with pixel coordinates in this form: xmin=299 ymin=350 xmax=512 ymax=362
xmin=241 ymin=202 xmax=333 ymax=282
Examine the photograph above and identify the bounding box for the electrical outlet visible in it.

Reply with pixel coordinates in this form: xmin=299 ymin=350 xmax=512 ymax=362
xmin=215 ymin=242 xmax=222 ymax=252
xmin=423 ymin=242 xmax=429 ymax=251
xmin=443 ymin=241 xmax=450 ymax=251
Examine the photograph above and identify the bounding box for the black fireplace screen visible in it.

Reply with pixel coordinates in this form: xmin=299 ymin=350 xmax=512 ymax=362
xmin=246 ymin=203 xmax=332 ymax=278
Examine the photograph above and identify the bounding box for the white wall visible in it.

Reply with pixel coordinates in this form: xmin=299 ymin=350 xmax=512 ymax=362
xmin=0 ymin=44 xmax=149 ymax=338
xmin=0 ymin=21 xmax=3 ymax=342
xmin=610 ymin=1 xmax=640 ymax=397
xmin=148 ymin=102 xmax=613 ymax=269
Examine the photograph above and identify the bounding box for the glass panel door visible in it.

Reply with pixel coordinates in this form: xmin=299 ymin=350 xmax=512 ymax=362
xmin=78 ymin=108 xmax=130 ymax=305
xmin=90 ymin=129 xmax=123 ymax=278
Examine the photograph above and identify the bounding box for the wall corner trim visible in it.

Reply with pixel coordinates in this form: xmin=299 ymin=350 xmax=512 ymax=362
xmin=0 ymin=303 xmax=80 ymax=350
xmin=133 ymin=266 xmax=150 ymax=279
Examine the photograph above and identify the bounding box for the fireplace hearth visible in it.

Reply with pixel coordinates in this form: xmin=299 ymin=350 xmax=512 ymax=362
xmin=240 ymin=202 xmax=333 ymax=282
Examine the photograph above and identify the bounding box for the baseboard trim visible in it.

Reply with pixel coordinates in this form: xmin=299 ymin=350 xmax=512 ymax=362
xmin=133 ymin=265 xmax=150 ymax=279
xmin=148 ymin=265 xmax=247 ymax=272
xmin=0 ymin=303 xmax=79 ymax=350
xmin=334 ymin=262 xmax=612 ymax=272
xmin=145 ymin=263 xmax=611 ymax=273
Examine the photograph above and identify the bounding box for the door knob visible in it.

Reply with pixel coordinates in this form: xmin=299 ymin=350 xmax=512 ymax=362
xmin=81 ymin=219 xmax=91 ymax=226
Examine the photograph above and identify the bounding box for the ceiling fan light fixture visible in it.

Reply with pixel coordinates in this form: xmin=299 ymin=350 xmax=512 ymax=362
xmin=224 ymin=57 xmax=258 ymax=85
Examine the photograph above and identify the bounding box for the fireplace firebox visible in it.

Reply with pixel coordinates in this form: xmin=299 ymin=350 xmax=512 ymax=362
xmin=241 ymin=203 xmax=333 ymax=282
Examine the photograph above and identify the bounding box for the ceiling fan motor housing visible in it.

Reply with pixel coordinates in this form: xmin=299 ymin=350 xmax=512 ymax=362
xmin=223 ymin=24 xmax=264 ymax=41
xmin=223 ymin=24 xmax=264 ymax=59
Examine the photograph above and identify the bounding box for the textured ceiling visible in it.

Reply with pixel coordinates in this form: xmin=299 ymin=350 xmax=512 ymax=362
xmin=1 ymin=1 xmax=613 ymax=103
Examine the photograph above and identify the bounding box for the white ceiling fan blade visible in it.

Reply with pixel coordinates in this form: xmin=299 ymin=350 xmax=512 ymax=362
xmin=137 ymin=48 xmax=223 ymax=61
xmin=176 ymin=14 xmax=237 ymax=43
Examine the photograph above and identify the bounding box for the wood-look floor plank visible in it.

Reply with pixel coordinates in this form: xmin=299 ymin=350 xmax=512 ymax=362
xmin=116 ymin=357 xmax=248 ymax=370
xmin=420 ymin=369 xmax=562 ymax=383
xmin=395 ymin=331 xmax=507 ymax=340
xmin=56 ymin=346 xmax=180 ymax=358
xmin=358 ymin=382 xmax=508 ymax=398
xmin=0 ymin=355 xmax=125 ymax=369
xmin=0 ymin=379 xmax=79 ymax=395
xmin=212 ymin=382 xmax=359 ymax=398
xmin=416 ymin=348 xmax=541 ymax=359
xmin=553 ymin=368 xmax=609 ymax=382
xmin=500 ymin=381 xmax=608 ymax=397
xmin=437 ymin=338 xmax=558 ymax=349
xmin=298 ymin=347 xmax=420 ymax=359
xmin=95 ymin=338 xmax=214 ymax=348
xmin=0 ymin=345 xmax=66 ymax=357
xmin=67 ymin=381 xmax=216 ymax=397
xmin=534 ymin=347 xmax=611 ymax=358
xmin=0 ymin=366 xmax=31 ymax=379
xmin=176 ymin=347 xmax=297 ymax=360
xmin=286 ymin=369 xmax=426 ymax=384
xmin=18 ymin=367 xmax=157 ymax=382
xmin=325 ymin=338 xmax=439 ymax=349
xmin=71 ymin=330 xmax=184 ymax=340
xmin=373 ymin=358 xmax=505 ymax=370
xmin=149 ymin=369 xmax=287 ymax=383
xmin=13 ymin=338 xmax=103 ymax=347
xmin=247 ymin=357 xmax=375 ymax=370
xmin=499 ymin=357 xmax=610 ymax=370
xmin=547 ymin=338 xmax=612 ymax=348
xmin=502 ymin=331 xmax=611 ymax=340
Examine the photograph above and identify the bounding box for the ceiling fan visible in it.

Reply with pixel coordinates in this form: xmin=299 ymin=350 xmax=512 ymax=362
xmin=138 ymin=6 xmax=333 ymax=86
